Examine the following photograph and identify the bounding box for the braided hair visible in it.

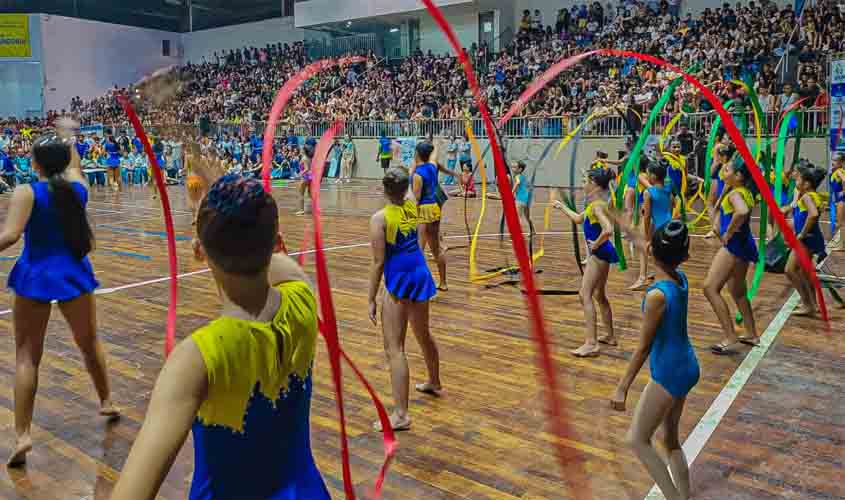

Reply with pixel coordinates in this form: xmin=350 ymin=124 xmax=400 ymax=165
xmin=32 ymin=133 xmax=94 ymax=259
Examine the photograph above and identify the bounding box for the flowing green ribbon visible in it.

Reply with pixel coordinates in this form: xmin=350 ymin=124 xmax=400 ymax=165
xmin=614 ymin=75 xmax=686 ymax=270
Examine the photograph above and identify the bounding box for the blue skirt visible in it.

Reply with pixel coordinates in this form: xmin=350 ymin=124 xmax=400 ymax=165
xmin=384 ymin=250 xmax=437 ymax=302
xmin=9 ymin=253 xmax=99 ymax=302
xmin=725 ymin=231 xmax=759 ymax=263
xmin=593 ymin=241 xmax=619 ymax=265
xmin=801 ymin=228 xmax=827 ymax=261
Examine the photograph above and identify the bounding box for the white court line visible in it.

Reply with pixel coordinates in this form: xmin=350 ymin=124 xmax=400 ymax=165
xmin=643 ymin=234 xmax=841 ymax=500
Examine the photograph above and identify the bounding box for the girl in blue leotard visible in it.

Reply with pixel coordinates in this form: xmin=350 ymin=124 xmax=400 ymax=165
xmin=829 ymin=152 xmax=845 ymax=252
xmin=705 ymin=159 xmax=760 ymax=354
xmin=367 ymin=167 xmax=441 ymax=431
xmin=512 ymin=161 xmax=536 ymax=255
xmin=554 ymin=168 xmax=617 ymax=357
xmin=114 ymin=175 xmax=330 ymax=499
xmin=104 ymin=134 xmax=122 ymax=191
xmin=783 ymin=163 xmax=828 ymax=316
xmin=1 ymin=129 xmax=117 ymax=467
xmin=612 ymin=221 xmax=699 ymax=500
xmin=632 ymin=161 xmax=674 ymax=291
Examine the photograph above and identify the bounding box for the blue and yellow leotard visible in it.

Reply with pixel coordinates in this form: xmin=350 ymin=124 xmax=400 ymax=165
xmin=189 ymin=280 xmax=330 ymax=500
xmin=666 ymin=155 xmax=686 ymax=197
xmin=831 ymin=168 xmax=845 ymax=205
xmin=383 ymin=200 xmax=437 ymax=302
xmin=794 ymin=191 xmax=827 ymax=259
xmin=584 ymin=200 xmax=619 ymax=264
xmin=710 ymin=162 xmax=726 ymax=198
xmin=414 ymin=162 xmax=441 ymax=224
xmin=720 ymin=186 xmax=758 ymax=263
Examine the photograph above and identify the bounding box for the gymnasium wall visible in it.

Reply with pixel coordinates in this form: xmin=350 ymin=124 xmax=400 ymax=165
xmin=40 ymin=14 xmax=179 ymax=112
xmin=294 ymin=0 xmax=472 ymax=28
xmin=0 ymin=14 xmax=43 ymax=118
xmin=181 ymin=17 xmax=307 ymax=64
xmin=418 ymin=3 xmax=479 ymax=56
xmin=347 ymin=137 xmax=829 ymax=187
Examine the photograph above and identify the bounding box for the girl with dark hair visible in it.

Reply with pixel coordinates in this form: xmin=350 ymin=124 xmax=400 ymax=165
xmin=705 ymin=159 xmax=760 ymax=354
xmin=411 ymin=141 xmax=458 ymax=291
xmin=704 ymin=136 xmax=733 ymax=239
xmin=113 ymin=175 xmax=329 ymax=499
xmin=634 ymin=161 xmax=674 ymax=291
xmin=783 ymin=163 xmax=828 ymax=316
xmin=368 ymin=166 xmax=441 ymax=431
xmin=611 ymin=220 xmax=699 ymax=500
xmin=1 ymin=128 xmax=117 ymax=467
xmin=553 ymin=168 xmax=618 ymax=357
xmin=104 ymin=134 xmax=122 ymax=190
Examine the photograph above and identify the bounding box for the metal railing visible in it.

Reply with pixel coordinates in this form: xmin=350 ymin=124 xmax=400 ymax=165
xmin=208 ymin=108 xmax=830 ymax=140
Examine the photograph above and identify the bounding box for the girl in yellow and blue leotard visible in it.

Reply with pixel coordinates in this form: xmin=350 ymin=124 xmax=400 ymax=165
xmin=784 ymin=163 xmax=828 ymax=316
xmin=612 ymin=220 xmax=699 ymax=500
xmin=368 ymin=167 xmax=441 ymax=432
xmin=554 ymin=168 xmax=618 ymax=358
xmin=113 ymin=175 xmax=329 ymax=500
xmin=830 ymin=152 xmax=845 ymax=251
xmin=705 ymin=159 xmax=760 ymax=355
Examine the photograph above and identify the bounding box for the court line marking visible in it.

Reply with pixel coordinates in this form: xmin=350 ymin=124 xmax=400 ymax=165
xmin=644 ymin=235 xmax=841 ymax=500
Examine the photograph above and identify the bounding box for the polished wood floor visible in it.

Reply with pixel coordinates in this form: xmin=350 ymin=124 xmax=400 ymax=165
xmin=0 ymin=179 xmax=842 ymax=499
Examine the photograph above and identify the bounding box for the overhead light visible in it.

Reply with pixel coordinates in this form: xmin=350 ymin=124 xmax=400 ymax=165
xmin=390 ymin=27 xmax=399 ymax=33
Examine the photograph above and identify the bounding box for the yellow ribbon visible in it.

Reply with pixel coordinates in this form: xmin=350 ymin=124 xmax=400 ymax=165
xmin=553 ymin=110 xmax=606 ymax=160
xmin=659 ymin=112 xmax=684 ymax=153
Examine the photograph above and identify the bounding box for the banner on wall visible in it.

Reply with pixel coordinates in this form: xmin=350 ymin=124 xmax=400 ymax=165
xmin=831 ymin=56 xmax=845 ymax=153
xmin=0 ymin=14 xmax=30 ymax=58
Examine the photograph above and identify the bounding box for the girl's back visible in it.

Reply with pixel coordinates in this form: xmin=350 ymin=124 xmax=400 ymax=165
xmin=189 ymin=280 xmax=329 ymax=500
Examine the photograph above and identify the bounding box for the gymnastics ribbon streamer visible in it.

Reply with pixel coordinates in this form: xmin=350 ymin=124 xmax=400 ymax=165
xmin=500 ymin=48 xmax=830 ymax=318
xmin=116 ymin=94 xmax=178 ymax=356
xmin=261 ymin=56 xmax=367 ymax=193
xmin=309 ymin=122 xmax=397 ymax=499
xmin=702 ymin=100 xmax=734 ymax=197
xmin=567 ymin=127 xmax=585 ymax=276
xmin=659 ymin=112 xmax=684 ymax=153
xmin=553 ymin=110 xmax=605 ymax=160
xmin=421 ymin=3 xmax=585 ymax=497
xmin=466 ymin=121 xmax=489 ymax=281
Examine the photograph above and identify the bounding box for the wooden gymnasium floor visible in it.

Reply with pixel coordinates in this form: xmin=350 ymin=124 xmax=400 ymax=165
xmin=0 ymin=179 xmax=841 ymax=500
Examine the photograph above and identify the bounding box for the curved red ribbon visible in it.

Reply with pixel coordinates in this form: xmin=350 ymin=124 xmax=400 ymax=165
xmin=420 ymin=3 xmax=586 ymax=498
xmin=116 ymin=94 xmax=178 ymax=356
xmin=497 ymin=48 xmax=829 ymax=324
xmin=310 ymin=123 xmax=397 ymax=499
xmin=261 ymin=56 xmax=367 ymax=193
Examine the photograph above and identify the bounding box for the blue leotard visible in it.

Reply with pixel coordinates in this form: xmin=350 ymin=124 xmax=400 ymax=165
xmin=584 ymin=200 xmax=618 ymax=264
xmin=105 ymin=141 xmax=121 ymax=168
xmin=8 ymin=182 xmax=99 ymax=302
xmin=382 ymin=200 xmax=437 ymax=302
xmin=646 ymin=272 xmax=700 ymax=399
xmin=515 ymin=173 xmax=532 ymax=206
xmin=720 ymin=187 xmax=758 ymax=263
xmin=646 ymin=184 xmax=673 ymax=231
xmin=794 ymin=191 xmax=827 ymax=260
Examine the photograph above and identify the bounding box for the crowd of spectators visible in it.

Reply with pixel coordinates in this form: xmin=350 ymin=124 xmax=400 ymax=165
xmin=5 ymin=0 xmax=843 ymax=137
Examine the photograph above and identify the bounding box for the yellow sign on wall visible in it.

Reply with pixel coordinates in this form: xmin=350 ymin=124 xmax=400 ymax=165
xmin=0 ymin=14 xmax=31 ymax=58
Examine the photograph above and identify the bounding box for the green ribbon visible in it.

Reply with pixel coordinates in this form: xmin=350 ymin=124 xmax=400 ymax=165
xmin=703 ymin=100 xmax=735 ymax=197
xmin=614 ymin=75 xmax=686 ymax=271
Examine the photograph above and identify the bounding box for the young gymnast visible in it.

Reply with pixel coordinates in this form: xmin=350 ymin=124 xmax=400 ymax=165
xmin=1 ymin=129 xmax=117 ymax=467
xmin=705 ymin=159 xmax=760 ymax=354
xmin=338 ymin=134 xmax=356 ymax=183
xmin=830 ymin=152 xmax=845 ymax=251
xmin=104 ymin=134 xmax=122 ymax=190
xmin=184 ymin=142 xmax=209 ymax=225
xmin=449 ymin=162 xmax=476 ymax=198
xmin=412 ymin=141 xmax=458 ymax=291
xmin=295 ymin=143 xmax=315 ymax=216
xmin=367 ymin=167 xmax=441 ymax=431
xmin=611 ymin=220 xmax=699 ymax=500
xmin=627 ymin=155 xmax=653 ymax=291
xmin=553 ymin=168 xmax=618 ymax=357
xmin=632 ymin=161 xmax=675 ymax=291
xmin=704 ymin=137 xmax=734 ymax=239
xmin=112 ymin=175 xmax=329 ymax=499
xmin=512 ymin=160 xmax=536 ymax=253
xmin=784 ymin=162 xmax=828 ymax=316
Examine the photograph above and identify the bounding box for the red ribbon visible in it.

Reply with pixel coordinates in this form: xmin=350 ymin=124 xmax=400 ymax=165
xmin=116 ymin=95 xmax=178 ymax=356
xmin=310 ymin=123 xmax=397 ymax=499
xmin=497 ymin=48 xmax=829 ymax=324
xmin=420 ymin=3 xmax=587 ymax=498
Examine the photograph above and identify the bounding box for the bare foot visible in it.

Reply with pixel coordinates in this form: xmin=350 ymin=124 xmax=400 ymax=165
xmin=628 ymin=278 xmax=648 ymax=291
xmin=7 ymin=435 xmax=32 ymax=467
xmin=794 ymin=304 xmax=816 ymax=317
xmin=294 ymin=210 xmax=305 ymax=216
xmin=437 ymin=283 xmax=448 ymax=292
xmin=100 ymin=401 xmax=121 ymax=420
xmin=598 ymin=335 xmax=618 ymax=347
xmin=415 ymin=382 xmax=442 ymax=396
xmin=704 ymin=230 xmax=717 ymax=239
xmin=373 ymin=413 xmax=412 ymax=432
xmin=571 ymin=343 xmax=600 ymax=358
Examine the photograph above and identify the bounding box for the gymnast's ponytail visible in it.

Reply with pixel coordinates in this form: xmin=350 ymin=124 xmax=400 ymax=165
xmin=33 ymin=134 xmax=94 ymax=259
